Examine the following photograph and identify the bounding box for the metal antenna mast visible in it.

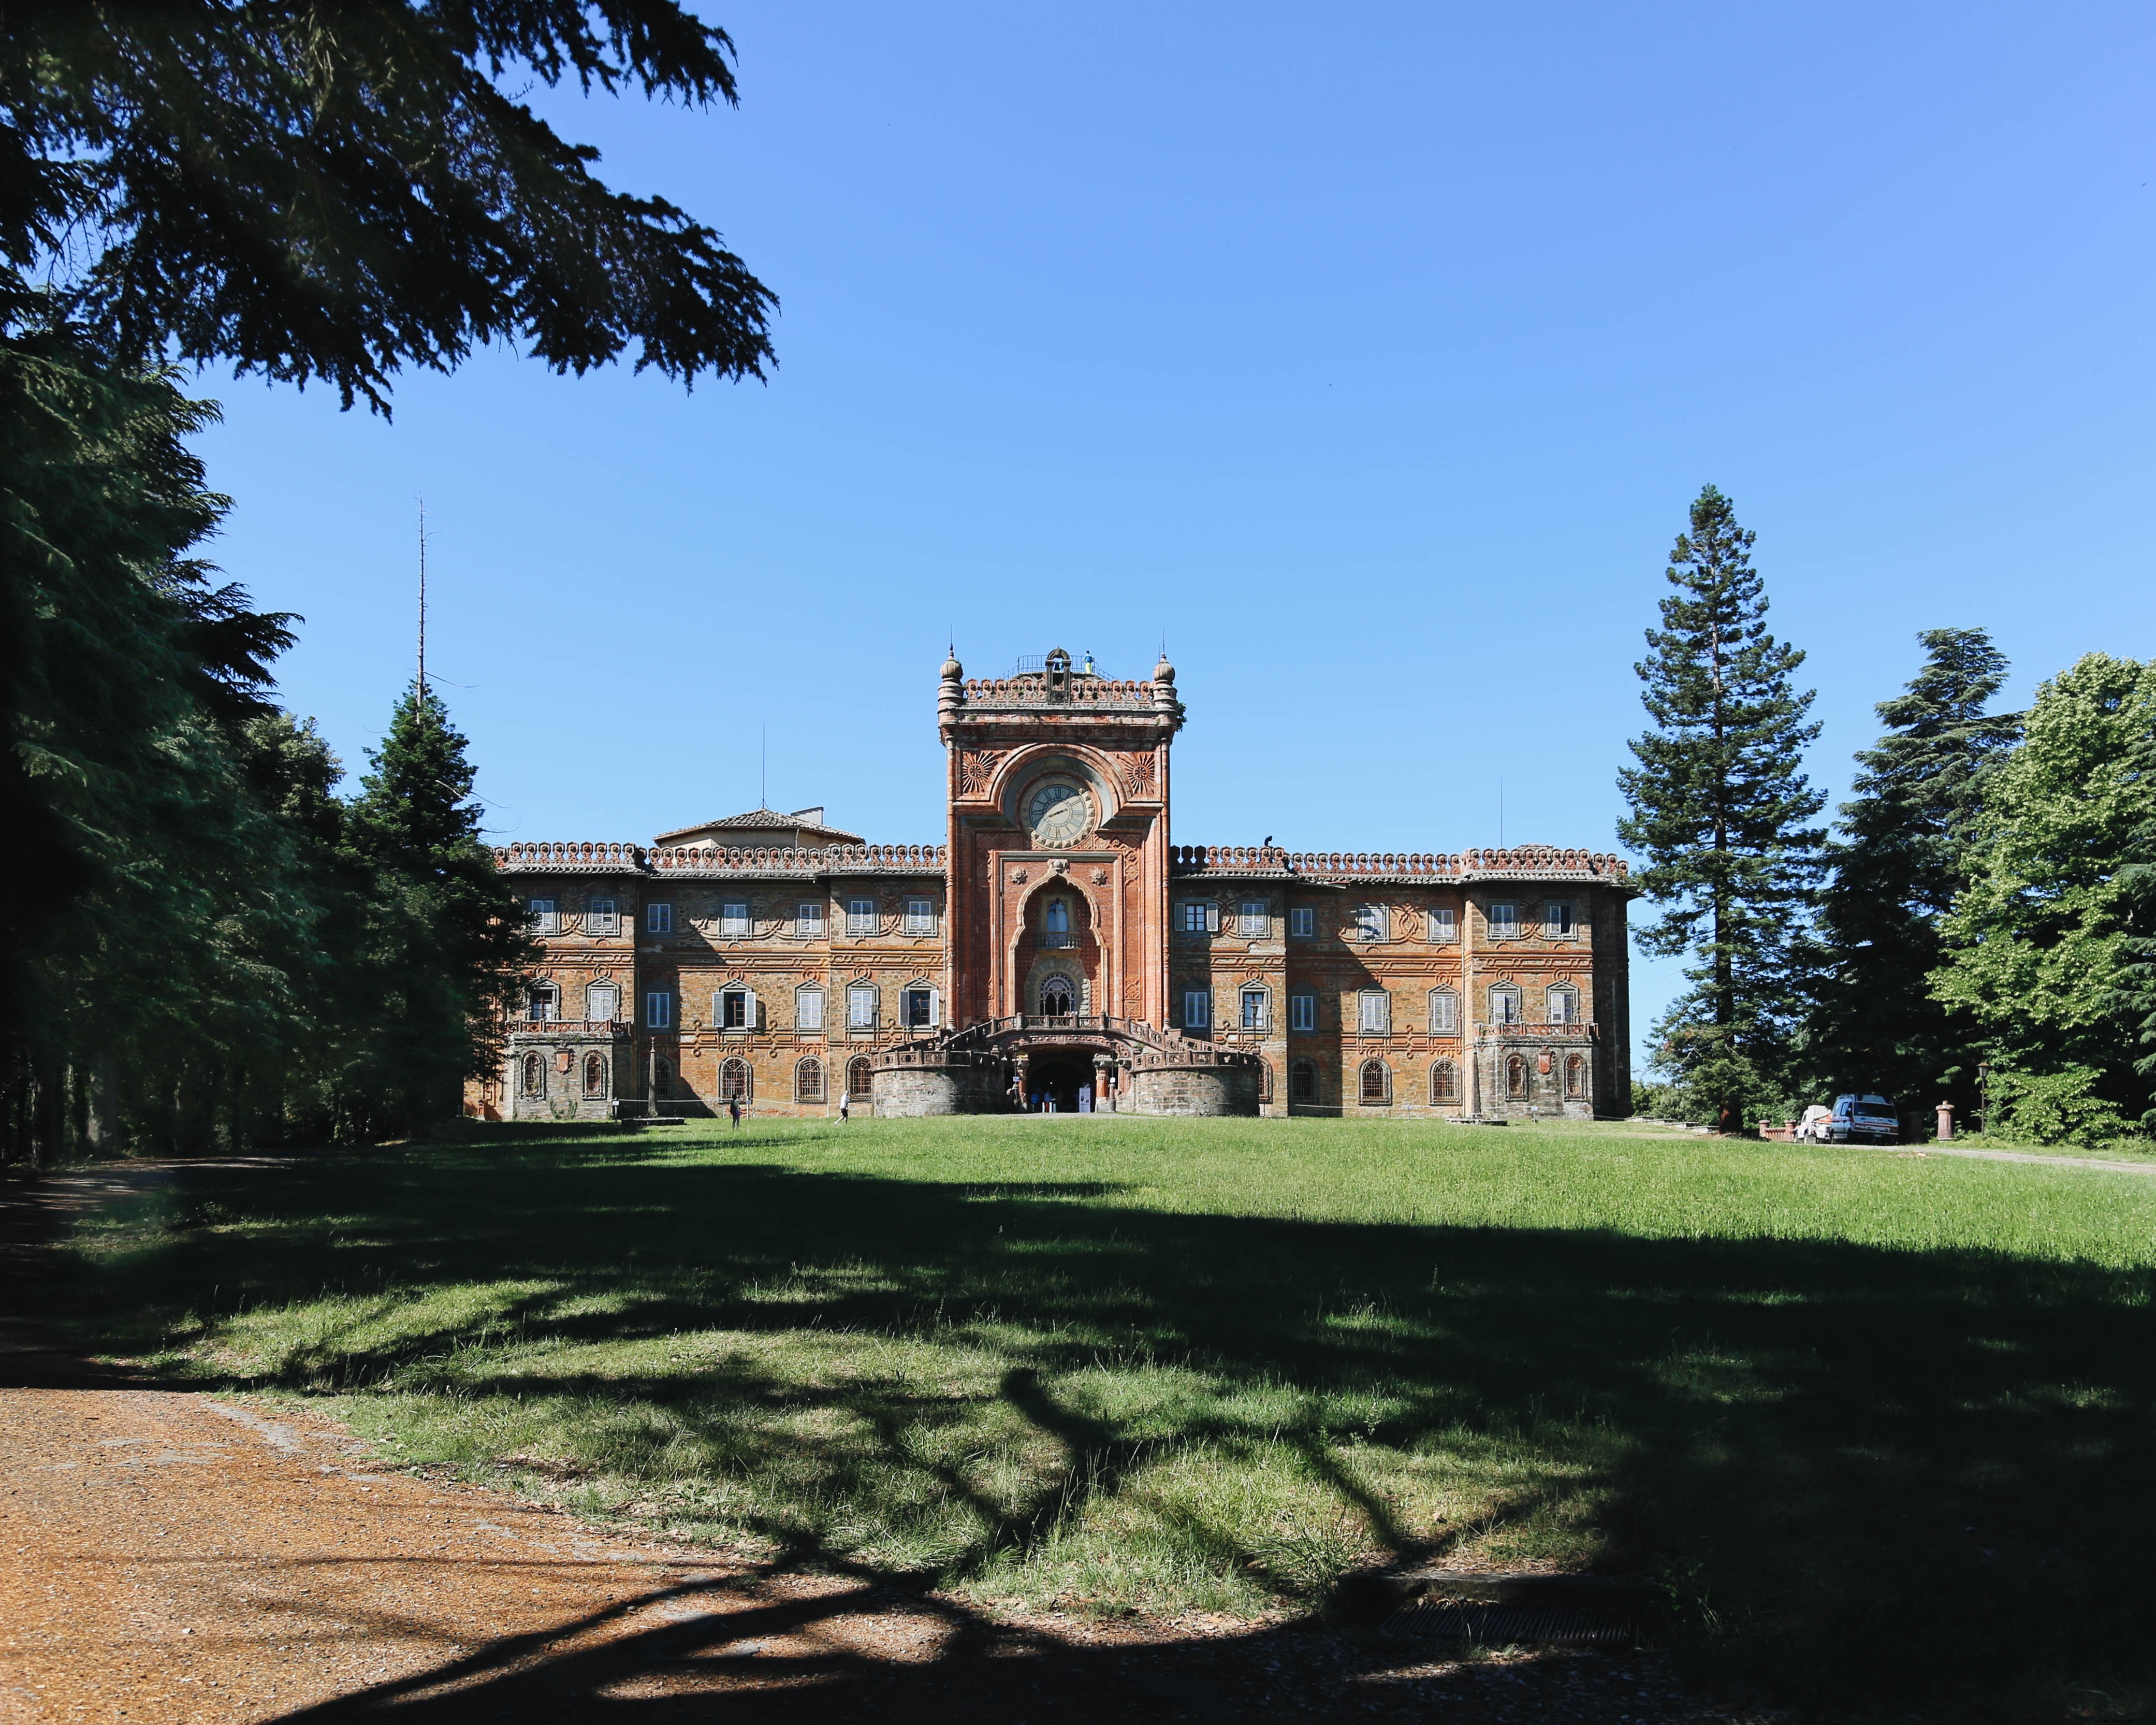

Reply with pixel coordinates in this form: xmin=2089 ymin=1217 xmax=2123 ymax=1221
xmin=416 ymin=497 xmax=428 ymax=714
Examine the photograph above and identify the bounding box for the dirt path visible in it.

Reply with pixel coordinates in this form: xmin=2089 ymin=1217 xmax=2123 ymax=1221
xmin=0 ymin=1164 xmax=1774 ymax=1723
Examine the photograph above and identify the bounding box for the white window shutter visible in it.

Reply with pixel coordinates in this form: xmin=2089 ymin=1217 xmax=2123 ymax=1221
xmin=928 ymin=987 xmax=941 ymax=1027
xmin=1207 ymin=903 xmax=1220 ymax=933
xmin=746 ymin=988 xmax=759 ymax=1029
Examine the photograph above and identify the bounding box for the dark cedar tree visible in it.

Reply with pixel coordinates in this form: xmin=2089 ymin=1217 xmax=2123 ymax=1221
xmin=1 ymin=1 xmax=777 ymax=408
xmin=1801 ymin=629 xmax=2021 ymax=1111
xmin=1618 ymin=486 xmax=1825 ymax=1130
xmin=2 ymin=3 xmax=772 ymax=1150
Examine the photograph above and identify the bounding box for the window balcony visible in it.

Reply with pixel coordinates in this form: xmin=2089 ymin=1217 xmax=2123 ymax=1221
xmin=1038 ymin=930 xmax=1076 ymax=948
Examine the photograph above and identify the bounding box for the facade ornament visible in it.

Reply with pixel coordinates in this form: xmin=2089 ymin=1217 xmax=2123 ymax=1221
xmin=1119 ymin=751 xmax=1157 ymax=798
xmin=1051 ymin=857 xmax=1070 ymax=875
xmin=957 ymin=748 xmax=1006 ymax=797
xmin=1089 ymin=867 xmax=1109 ymax=885
xmin=1010 ymin=866 xmax=1028 ymax=885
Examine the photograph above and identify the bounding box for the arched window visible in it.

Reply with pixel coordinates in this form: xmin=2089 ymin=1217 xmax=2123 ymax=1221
xmin=582 ymin=1052 xmax=607 ymax=1098
xmin=1289 ymin=1059 xmax=1318 ymax=1103
xmin=520 ymin=1052 xmax=545 ymax=1097
xmin=1257 ymin=1059 xmax=1273 ymax=1105
xmin=1505 ymin=1054 xmax=1528 ymax=1100
xmin=1040 ymin=974 xmax=1077 ymax=1016
xmin=1430 ymin=1059 xmax=1458 ymax=1104
xmin=1489 ymin=984 xmax=1522 ymax=1026
xmin=795 ymin=1057 xmax=825 ymax=1103
xmin=1565 ymin=1052 xmax=1587 ymax=1100
xmin=847 ymin=1056 xmax=875 ymax=1100
xmin=1359 ymin=1059 xmax=1390 ymax=1104
xmin=720 ymin=1057 xmax=752 ymax=1102
xmin=653 ymin=1055 xmax=674 ymax=1100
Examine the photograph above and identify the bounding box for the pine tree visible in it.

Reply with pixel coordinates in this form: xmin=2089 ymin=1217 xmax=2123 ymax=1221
xmin=340 ymin=685 xmax=535 ymax=1135
xmin=1801 ymin=629 xmax=2021 ymax=1111
xmin=1933 ymin=654 xmax=2156 ymax=1144
xmin=1618 ymin=485 xmax=1826 ymax=1130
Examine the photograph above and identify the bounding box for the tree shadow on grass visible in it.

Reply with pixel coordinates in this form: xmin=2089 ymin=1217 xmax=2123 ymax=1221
xmin=51 ymin=1138 xmax=2156 ymax=1720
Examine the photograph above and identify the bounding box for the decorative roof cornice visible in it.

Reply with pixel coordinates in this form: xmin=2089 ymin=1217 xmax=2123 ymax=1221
xmin=493 ymin=842 xmax=946 ymax=879
xmin=1169 ymin=844 xmax=1633 ymax=888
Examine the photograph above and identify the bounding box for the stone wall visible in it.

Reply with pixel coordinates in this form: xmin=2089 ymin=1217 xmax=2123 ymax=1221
xmin=1129 ymin=1064 xmax=1260 ymax=1117
xmin=873 ymin=1062 xmax=1008 ymax=1118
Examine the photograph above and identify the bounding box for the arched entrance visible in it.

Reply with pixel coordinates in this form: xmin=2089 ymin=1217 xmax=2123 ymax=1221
xmin=1024 ymin=1048 xmax=1095 ymax=1112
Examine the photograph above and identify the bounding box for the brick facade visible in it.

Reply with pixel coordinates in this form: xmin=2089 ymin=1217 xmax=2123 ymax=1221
xmin=476 ymin=649 xmax=1632 ymax=1122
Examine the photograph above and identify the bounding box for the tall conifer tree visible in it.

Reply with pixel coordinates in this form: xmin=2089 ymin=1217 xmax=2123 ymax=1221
xmin=1618 ymin=485 xmax=1825 ymax=1129
xmin=1802 ymin=629 xmax=2020 ymax=1107
xmin=340 ymin=684 xmax=534 ymax=1136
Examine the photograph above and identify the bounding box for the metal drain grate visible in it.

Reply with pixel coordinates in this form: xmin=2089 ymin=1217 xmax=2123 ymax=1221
xmin=1383 ymin=1600 xmax=1635 ymax=1646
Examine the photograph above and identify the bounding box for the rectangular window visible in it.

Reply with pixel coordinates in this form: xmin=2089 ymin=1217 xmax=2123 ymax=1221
xmin=847 ymin=897 xmax=877 ymax=937
xmin=528 ymin=897 xmax=558 ymax=934
xmin=1548 ymin=989 xmax=1576 ymax=1024
xmin=904 ymin=897 xmax=935 ymax=935
xmin=718 ymin=989 xmax=750 ymax=1030
xmin=646 ymin=902 xmax=673 ymax=935
xmin=905 ymin=987 xmax=935 ymax=1028
xmin=645 ymin=991 xmax=672 ymax=1029
xmin=587 ymin=983 xmax=619 ymax=1023
xmin=1545 ymin=901 xmax=1576 ymax=937
xmin=527 ymin=985 xmax=557 ymax=1022
xmin=1427 ymin=906 xmax=1456 ymax=943
xmin=847 ymin=984 xmax=878 ymax=1028
xmin=1359 ymin=991 xmax=1391 ymax=1034
xmin=1239 ymin=901 xmax=1268 ymax=935
xmin=720 ymin=900 xmax=750 ymax=936
xmin=1289 ymin=906 xmax=1316 ymax=938
xmin=1176 ymin=901 xmax=1220 ymax=934
xmin=1182 ymin=989 xmax=1212 ymax=1031
xmin=796 ymin=987 xmax=824 ymax=1031
xmin=1429 ymin=991 xmax=1459 ymax=1034
xmin=1354 ymin=904 xmax=1388 ymax=942
xmin=1290 ymin=991 xmax=1317 ymax=1032
xmin=1488 ymin=902 xmax=1518 ymax=940
xmin=588 ymin=897 xmax=618 ymax=936
xmin=1492 ymin=989 xmax=1520 ymax=1024
xmin=796 ymin=901 xmax=824 ymax=936
xmin=1241 ymin=988 xmax=1267 ymax=1030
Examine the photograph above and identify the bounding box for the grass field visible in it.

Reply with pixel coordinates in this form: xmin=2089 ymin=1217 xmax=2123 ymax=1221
xmin=60 ymin=1115 xmax=2156 ymax=1719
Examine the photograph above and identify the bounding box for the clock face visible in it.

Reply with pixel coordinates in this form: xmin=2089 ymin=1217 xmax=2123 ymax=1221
xmin=1026 ymin=782 xmax=1091 ymax=848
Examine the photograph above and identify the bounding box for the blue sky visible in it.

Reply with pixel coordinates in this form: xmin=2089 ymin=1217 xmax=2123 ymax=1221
xmin=189 ymin=2 xmax=2156 ymax=1062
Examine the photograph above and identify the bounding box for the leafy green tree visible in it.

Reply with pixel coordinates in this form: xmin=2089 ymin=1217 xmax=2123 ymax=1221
xmin=1618 ymin=485 xmax=1826 ymax=1130
xmin=1933 ymin=654 xmax=2156 ymax=1144
xmin=1801 ymin=629 xmax=2021 ymax=1110
xmin=2116 ymin=720 xmax=2156 ymax=1129
xmin=338 ymin=684 xmax=536 ymax=1136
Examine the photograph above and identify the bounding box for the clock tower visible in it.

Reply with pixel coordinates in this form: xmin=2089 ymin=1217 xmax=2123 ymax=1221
xmin=938 ymin=646 xmax=1183 ymax=1031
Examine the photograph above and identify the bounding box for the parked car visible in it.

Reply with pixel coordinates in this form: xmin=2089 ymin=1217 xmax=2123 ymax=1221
xmin=1794 ymin=1104 xmax=1833 ymax=1142
xmin=1827 ymin=1093 xmax=1901 ymax=1146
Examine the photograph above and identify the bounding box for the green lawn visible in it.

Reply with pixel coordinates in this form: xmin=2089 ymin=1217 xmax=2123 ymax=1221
xmin=62 ymin=1116 xmax=2156 ymax=1719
